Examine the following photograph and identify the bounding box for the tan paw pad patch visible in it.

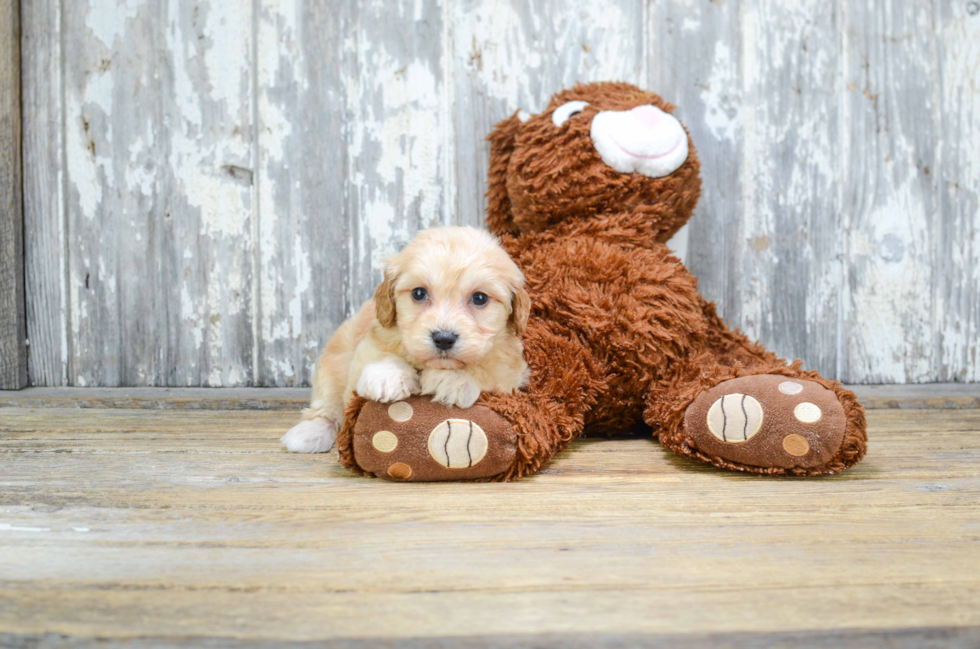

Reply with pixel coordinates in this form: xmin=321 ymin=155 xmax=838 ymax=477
xmin=428 ymin=419 xmax=488 ymax=469
xmin=352 ymin=397 xmax=519 ymax=481
xmin=387 ymin=401 xmax=413 ymax=422
xmin=371 ymin=431 xmax=398 ymax=452
xmin=387 ymin=462 xmax=413 ymax=479
xmin=706 ymin=394 xmax=764 ymax=442
xmin=778 ymin=381 xmax=804 ymax=395
xmin=794 ymin=402 xmax=822 ymax=423
xmin=684 ymin=374 xmax=849 ymax=471
xmin=782 ymin=434 xmax=811 ymax=457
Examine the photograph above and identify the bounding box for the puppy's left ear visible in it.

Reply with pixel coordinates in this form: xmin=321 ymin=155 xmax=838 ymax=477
xmin=510 ymin=287 xmax=530 ymax=336
xmin=374 ymin=269 xmax=398 ymax=328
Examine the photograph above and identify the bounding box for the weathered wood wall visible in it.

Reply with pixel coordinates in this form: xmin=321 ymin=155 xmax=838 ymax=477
xmin=20 ymin=0 xmax=980 ymax=387
xmin=0 ymin=0 xmax=26 ymax=390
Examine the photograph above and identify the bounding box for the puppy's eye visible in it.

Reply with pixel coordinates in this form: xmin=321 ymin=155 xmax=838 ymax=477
xmin=552 ymin=100 xmax=590 ymax=127
xmin=470 ymin=292 xmax=489 ymax=307
xmin=411 ymin=288 xmax=428 ymax=302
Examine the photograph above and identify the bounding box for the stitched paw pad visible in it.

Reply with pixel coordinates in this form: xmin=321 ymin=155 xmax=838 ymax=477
xmin=684 ymin=374 xmax=847 ymax=470
xmin=351 ymin=396 xmax=517 ymax=481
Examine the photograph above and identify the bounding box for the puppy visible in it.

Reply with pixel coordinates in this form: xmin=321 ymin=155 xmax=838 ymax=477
xmin=280 ymin=226 xmax=530 ymax=454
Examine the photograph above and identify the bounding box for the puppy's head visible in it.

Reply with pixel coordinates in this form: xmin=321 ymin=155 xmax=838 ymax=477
xmin=374 ymin=226 xmax=529 ymax=370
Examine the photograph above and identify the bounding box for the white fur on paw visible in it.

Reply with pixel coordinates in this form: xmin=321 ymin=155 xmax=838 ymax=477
xmin=420 ymin=369 xmax=481 ymax=408
xmin=357 ymin=358 xmax=420 ymax=403
xmin=280 ymin=418 xmax=337 ymax=453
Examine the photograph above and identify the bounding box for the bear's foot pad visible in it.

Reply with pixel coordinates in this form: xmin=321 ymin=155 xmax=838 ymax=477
xmin=685 ymin=375 xmax=846 ymax=470
xmin=352 ymin=396 xmax=516 ymax=481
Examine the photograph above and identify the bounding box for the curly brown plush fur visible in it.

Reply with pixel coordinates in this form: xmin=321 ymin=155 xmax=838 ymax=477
xmin=341 ymin=81 xmax=867 ymax=480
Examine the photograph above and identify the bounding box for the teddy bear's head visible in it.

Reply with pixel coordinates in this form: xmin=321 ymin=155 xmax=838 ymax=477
xmin=486 ymin=82 xmax=701 ymax=242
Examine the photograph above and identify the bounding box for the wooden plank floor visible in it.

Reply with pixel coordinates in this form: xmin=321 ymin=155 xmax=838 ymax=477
xmin=1 ymin=389 xmax=979 ymax=647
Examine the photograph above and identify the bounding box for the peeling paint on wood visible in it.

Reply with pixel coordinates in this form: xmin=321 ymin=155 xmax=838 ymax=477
xmin=19 ymin=0 xmax=980 ymax=386
xmin=23 ymin=0 xmax=68 ymax=387
xmin=647 ymin=0 xmax=744 ymax=343
xmin=650 ymin=0 xmax=841 ymax=377
xmin=937 ymin=0 xmax=980 ymax=383
xmin=256 ymin=0 xmax=348 ymax=387
xmin=60 ymin=0 xmax=256 ymax=387
xmin=841 ymin=0 xmax=941 ymax=383
xmin=739 ymin=0 xmax=840 ymax=378
xmin=454 ymin=0 xmax=645 ymax=229
xmin=345 ymin=0 xmax=456 ymax=309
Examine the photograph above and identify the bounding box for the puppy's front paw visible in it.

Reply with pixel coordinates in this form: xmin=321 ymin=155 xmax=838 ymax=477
xmin=357 ymin=358 xmax=421 ymax=403
xmin=281 ymin=418 xmax=337 ymax=453
xmin=420 ymin=369 xmax=481 ymax=408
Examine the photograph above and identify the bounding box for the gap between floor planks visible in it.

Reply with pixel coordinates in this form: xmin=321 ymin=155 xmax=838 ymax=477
xmin=0 ymin=383 xmax=979 ymax=410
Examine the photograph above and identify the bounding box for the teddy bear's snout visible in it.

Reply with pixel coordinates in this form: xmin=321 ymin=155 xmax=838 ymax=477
xmin=590 ymin=104 xmax=689 ymax=179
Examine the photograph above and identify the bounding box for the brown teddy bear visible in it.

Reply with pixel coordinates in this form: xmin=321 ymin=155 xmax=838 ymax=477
xmin=337 ymin=81 xmax=867 ymax=481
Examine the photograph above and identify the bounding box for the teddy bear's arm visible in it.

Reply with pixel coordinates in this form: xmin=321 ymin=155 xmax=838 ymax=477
xmin=336 ymin=322 xmax=604 ymax=482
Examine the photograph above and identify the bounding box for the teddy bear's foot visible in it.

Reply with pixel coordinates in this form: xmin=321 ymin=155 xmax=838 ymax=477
xmin=350 ymin=396 xmax=517 ymax=481
xmin=682 ymin=374 xmax=849 ymax=473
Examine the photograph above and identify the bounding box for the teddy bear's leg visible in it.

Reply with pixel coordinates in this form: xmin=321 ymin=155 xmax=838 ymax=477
xmin=336 ymin=324 xmax=603 ymax=481
xmin=645 ymin=351 xmax=867 ymax=475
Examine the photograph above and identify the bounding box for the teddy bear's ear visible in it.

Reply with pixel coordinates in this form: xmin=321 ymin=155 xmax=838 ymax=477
xmin=485 ymin=111 xmax=524 ymax=237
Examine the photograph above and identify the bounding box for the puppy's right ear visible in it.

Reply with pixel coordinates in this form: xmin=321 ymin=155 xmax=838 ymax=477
xmin=486 ymin=111 xmax=524 ymax=237
xmin=374 ymin=269 xmax=398 ymax=328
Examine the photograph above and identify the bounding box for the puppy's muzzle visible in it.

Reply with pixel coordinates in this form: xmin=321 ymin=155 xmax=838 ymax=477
xmin=431 ymin=330 xmax=458 ymax=351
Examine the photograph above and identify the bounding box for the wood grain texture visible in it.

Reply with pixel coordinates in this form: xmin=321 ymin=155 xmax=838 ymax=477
xmin=840 ymin=0 xmax=941 ymax=383
xmin=652 ymin=1 xmax=839 ymax=380
xmin=255 ymin=0 xmax=349 ymax=386
xmin=937 ymin=0 xmax=980 ymax=382
xmin=652 ymin=0 xmax=977 ymax=384
xmin=4 ymin=629 xmax=980 ymax=649
xmin=1 ymin=383 xmax=978 ymax=410
xmin=0 ymin=403 xmax=979 ymax=644
xmin=738 ymin=0 xmax=840 ymax=377
xmin=21 ymin=0 xmax=68 ymax=387
xmin=60 ymin=0 xmax=257 ymax=387
xmin=0 ymin=386 xmax=310 ymax=410
xmin=647 ymin=0 xmax=742 ymax=341
xmin=18 ymin=0 xmax=980 ymax=386
xmin=0 ymin=0 xmax=26 ymax=390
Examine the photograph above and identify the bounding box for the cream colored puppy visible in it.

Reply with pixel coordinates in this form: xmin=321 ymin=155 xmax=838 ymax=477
xmin=280 ymin=226 xmax=530 ymax=454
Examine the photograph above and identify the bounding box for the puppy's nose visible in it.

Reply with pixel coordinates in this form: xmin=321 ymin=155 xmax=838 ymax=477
xmin=431 ymin=330 xmax=458 ymax=351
